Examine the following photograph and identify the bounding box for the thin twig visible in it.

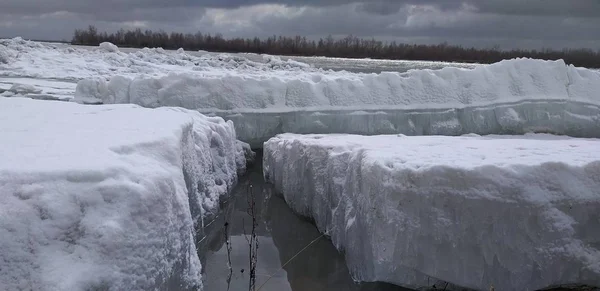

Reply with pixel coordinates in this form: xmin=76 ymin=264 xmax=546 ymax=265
xmin=245 ymin=183 xmax=258 ymax=291
xmin=256 ymin=233 xmax=325 ymax=291
xmin=225 ymin=221 xmax=233 ymax=291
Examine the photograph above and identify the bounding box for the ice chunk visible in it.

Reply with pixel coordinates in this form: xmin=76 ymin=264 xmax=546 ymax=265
xmin=262 ymin=54 xmax=312 ymax=69
xmin=78 ymin=58 xmax=600 ymax=147
xmin=74 ymin=76 xmax=132 ymax=104
xmin=8 ymin=83 xmax=42 ymax=94
xmin=74 ymin=77 xmax=108 ymax=100
xmin=0 ymin=97 xmax=247 ymax=290
xmin=263 ymin=133 xmax=600 ymax=291
xmin=98 ymin=42 xmax=120 ymax=53
xmin=0 ymin=46 xmax=9 ymax=64
xmin=1 ymin=90 xmax=14 ymax=97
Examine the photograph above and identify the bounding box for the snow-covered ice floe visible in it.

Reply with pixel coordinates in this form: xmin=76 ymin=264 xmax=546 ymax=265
xmin=0 ymin=97 xmax=247 ymax=290
xmin=263 ymin=133 xmax=600 ymax=291
xmin=0 ymin=37 xmax=316 ymax=81
xmin=76 ymin=58 xmax=600 ymax=148
xmin=0 ymin=37 xmax=318 ymax=102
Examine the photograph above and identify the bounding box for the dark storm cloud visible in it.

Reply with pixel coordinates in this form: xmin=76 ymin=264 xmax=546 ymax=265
xmin=2 ymin=0 xmax=600 ymax=19
xmin=92 ymin=6 xmax=205 ymax=23
xmin=356 ymin=2 xmax=405 ymax=15
xmin=0 ymin=0 xmax=207 ymax=21
xmin=467 ymin=0 xmax=600 ymax=18
xmin=207 ymin=0 xmax=600 ymax=18
xmin=355 ymin=0 xmax=469 ymax=15
xmin=245 ymin=3 xmax=600 ymax=41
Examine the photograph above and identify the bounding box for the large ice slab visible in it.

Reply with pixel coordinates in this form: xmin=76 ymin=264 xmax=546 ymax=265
xmin=81 ymin=58 xmax=600 ymax=109
xmin=77 ymin=58 xmax=600 ymax=147
xmin=0 ymin=97 xmax=246 ymax=290
xmin=211 ymin=101 xmax=600 ymax=148
xmin=263 ymin=133 xmax=600 ymax=291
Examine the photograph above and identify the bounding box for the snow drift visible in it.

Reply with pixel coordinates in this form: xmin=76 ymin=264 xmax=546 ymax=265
xmin=263 ymin=133 xmax=600 ymax=291
xmin=0 ymin=97 xmax=247 ymax=290
xmin=76 ymin=58 xmax=600 ymax=147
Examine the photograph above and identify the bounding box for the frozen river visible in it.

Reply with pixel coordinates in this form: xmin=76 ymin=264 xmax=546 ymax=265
xmin=2 ymin=38 xmax=599 ymax=291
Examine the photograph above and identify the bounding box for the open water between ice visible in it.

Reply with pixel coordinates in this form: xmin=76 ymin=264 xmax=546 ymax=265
xmin=198 ymin=151 xmax=410 ymax=291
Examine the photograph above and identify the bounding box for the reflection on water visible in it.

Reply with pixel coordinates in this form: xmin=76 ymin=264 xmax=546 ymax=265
xmin=199 ymin=152 xmax=410 ymax=291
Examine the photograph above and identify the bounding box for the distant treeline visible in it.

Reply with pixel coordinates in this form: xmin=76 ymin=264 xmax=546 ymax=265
xmin=72 ymin=26 xmax=600 ymax=68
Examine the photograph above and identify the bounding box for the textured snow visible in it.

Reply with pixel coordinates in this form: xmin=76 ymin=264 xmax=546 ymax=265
xmin=0 ymin=97 xmax=246 ymax=291
xmin=263 ymin=133 xmax=600 ymax=291
xmin=79 ymin=57 xmax=600 ymax=147
xmin=0 ymin=37 xmax=319 ymax=102
xmin=0 ymin=37 xmax=317 ymax=81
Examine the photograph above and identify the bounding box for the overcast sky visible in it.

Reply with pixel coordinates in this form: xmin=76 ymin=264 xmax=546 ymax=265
xmin=1 ymin=0 xmax=599 ymax=50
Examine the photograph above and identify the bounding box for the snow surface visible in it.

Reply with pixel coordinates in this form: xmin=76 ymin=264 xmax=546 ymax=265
xmin=0 ymin=38 xmax=317 ymax=81
xmin=77 ymin=57 xmax=600 ymax=147
xmin=0 ymin=97 xmax=247 ymax=290
xmin=263 ymin=133 xmax=600 ymax=291
xmin=0 ymin=38 xmax=322 ymax=102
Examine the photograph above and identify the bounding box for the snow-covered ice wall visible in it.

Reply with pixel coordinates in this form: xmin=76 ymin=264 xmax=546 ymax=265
xmin=0 ymin=97 xmax=246 ymax=290
xmin=77 ymin=58 xmax=600 ymax=147
xmin=263 ymin=133 xmax=600 ymax=291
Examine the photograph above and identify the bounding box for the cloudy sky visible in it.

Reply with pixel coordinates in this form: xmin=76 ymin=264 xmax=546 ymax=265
xmin=1 ymin=0 xmax=599 ymax=50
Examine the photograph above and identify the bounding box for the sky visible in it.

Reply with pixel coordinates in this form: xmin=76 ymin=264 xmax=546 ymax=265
xmin=1 ymin=0 xmax=599 ymax=50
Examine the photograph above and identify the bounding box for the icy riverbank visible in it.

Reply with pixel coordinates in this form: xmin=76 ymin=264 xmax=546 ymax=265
xmin=263 ymin=133 xmax=600 ymax=291
xmin=0 ymin=97 xmax=247 ymax=290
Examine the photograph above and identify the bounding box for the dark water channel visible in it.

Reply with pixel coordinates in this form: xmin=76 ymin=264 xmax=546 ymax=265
xmin=198 ymin=152 xmax=409 ymax=291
